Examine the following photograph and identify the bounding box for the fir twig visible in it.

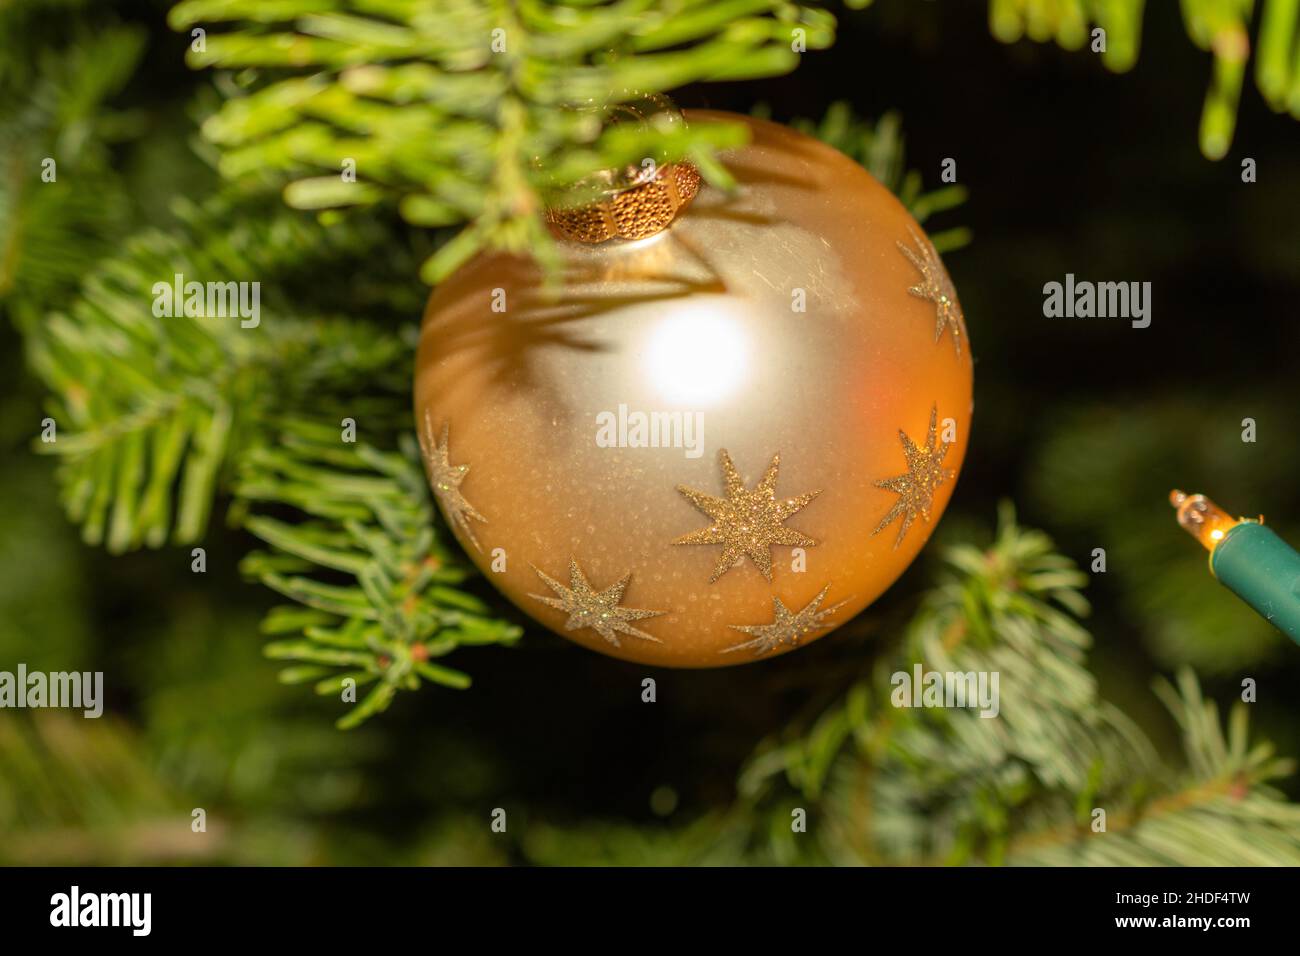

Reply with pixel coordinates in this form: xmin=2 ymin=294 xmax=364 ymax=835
xmin=237 ymin=424 xmax=522 ymax=728
xmin=167 ymin=0 xmax=836 ymax=282
xmin=25 ymin=197 xmax=411 ymax=551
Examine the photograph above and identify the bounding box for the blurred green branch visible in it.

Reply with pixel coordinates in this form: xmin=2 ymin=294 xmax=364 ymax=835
xmin=526 ymin=508 xmax=1300 ymax=865
xmin=785 ymin=101 xmax=971 ymax=252
xmin=0 ymin=713 xmax=323 ymax=865
xmin=983 ymin=0 xmax=1295 ymax=160
xmin=0 ymin=9 xmax=145 ymax=320
xmin=761 ymin=507 xmax=1300 ymax=865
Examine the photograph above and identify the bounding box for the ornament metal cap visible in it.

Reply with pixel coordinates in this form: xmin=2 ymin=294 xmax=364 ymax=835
xmin=544 ymin=96 xmax=701 ymax=244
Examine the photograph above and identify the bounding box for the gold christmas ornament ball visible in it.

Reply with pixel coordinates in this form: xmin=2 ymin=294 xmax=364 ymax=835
xmin=415 ymin=111 xmax=973 ymax=667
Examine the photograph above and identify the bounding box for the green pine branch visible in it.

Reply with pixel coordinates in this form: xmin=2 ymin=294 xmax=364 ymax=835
xmin=25 ymin=197 xmax=412 ymax=552
xmin=1007 ymin=670 xmax=1300 ymax=865
xmin=166 ymin=0 xmax=836 ymax=282
xmin=236 ymin=421 xmax=522 ymax=728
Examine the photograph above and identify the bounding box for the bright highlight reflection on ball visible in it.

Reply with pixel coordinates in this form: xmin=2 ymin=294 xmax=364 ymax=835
xmin=644 ymin=303 xmax=750 ymax=407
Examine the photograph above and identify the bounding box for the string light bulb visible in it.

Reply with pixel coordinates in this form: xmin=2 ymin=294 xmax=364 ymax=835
xmin=1169 ymin=490 xmax=1300 ymax=644
xmin=1169 ymin=490 xmax=1246 ymax=551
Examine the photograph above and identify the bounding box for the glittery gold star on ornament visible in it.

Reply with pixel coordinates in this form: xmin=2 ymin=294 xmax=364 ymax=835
xmin=674 ymin=450 xmax=820 ymax=583
xmin=898 ymin=226 xmax=964 ymax=355
xmin=873 ymin=404 xmax=955 ymax=548
xmin=529 ymin=559 xmax=665 ymax=647
xmin=421 ymin=412 xmax=487 ymax=551
xmin=722 ymin=584 xmax=848 ymax=657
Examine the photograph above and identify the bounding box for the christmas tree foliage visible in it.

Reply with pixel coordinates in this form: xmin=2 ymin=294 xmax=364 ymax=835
xmin=168 ymin=0 xmax=835 ymax=280
xmin=3 ymin=0 xmax=1300 ymax=866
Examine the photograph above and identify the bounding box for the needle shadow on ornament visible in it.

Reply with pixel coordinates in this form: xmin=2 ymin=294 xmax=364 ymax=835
xmin=419 ymin=238 xmax=728 ymax=426
xmin=667 ymin=172 xmax=788 ymax=232
xmin=701 ymin=151 xmax=824 ymax=192
xmin=665 ymin=200 xmax=779 ymax=230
